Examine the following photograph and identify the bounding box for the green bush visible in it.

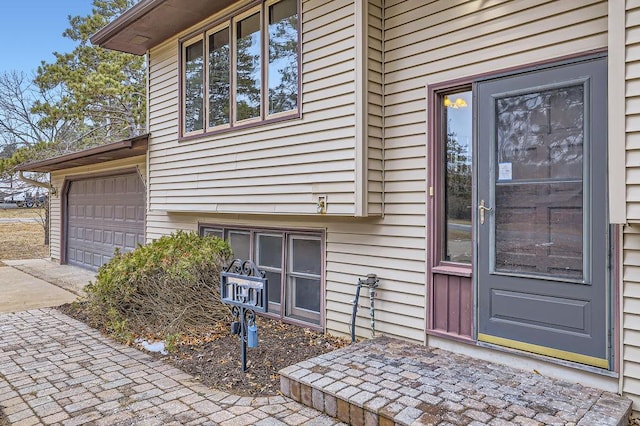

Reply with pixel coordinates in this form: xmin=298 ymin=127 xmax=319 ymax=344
xmin=84 ymin=230 xmax=233 ymax=341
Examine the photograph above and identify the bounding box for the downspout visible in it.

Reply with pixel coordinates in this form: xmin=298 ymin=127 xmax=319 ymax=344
xmin=18 ymin=171 xmax=57 ymax=196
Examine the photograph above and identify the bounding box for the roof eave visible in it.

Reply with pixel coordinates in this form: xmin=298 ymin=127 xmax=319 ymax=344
xmin=90 ymin=0 xmax=236 ymax=55
xmin=17 ymin=134 xmax=149 ymax=173
xmin=90 ymin=0 xmax=164 ymax=55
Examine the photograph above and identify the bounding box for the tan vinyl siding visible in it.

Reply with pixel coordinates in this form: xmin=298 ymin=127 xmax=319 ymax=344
xmin=49 ymin=157 xmax=147 ymax=262
xmin=145 ymin=210 xmax=426 ymax=342
xmin=379 ymin=0 xmax=606 ymax=342
xmin=144 ymin=0 xmax=609 ymax=346
xmin=146 ymin=0 xmax=372 ymax=216
xmin=624 ymin=0 xmax=640 ymax=410
xmin=368 ymin=0 xmax=384 ymax=215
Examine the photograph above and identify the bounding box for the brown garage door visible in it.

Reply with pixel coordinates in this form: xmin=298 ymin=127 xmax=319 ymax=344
xmin=67 ymin=173 xmax=145 ymax=270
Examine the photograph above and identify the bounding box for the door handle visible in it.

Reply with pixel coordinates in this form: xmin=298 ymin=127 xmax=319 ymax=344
xmin=478 ymin=200 xmax=493 ymax=225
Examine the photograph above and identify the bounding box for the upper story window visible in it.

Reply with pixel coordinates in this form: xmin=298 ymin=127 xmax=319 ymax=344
xmin=181 ymin=0 xmax=300 ymax=138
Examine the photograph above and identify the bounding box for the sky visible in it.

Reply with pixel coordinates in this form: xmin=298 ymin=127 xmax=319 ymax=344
xmin=0 ymin=1 xmax=94 ymax=75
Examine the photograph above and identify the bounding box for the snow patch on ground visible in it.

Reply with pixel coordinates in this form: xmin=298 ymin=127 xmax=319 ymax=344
xmin=135 ymin=338 xmax=168 ymax=355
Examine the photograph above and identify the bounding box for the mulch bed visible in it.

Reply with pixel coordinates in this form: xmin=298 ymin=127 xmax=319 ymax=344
xmin=0 ymin=406 xmax=8 ymax=426
xmin=163 ymin=319 xmax=348 ymax=396
xmin=57 ymin=303 xmax=349 ymax=397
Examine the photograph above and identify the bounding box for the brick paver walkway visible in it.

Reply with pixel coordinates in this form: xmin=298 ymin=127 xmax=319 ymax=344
xmin=280 ymin=337 xmax=632 ymax=425
xmin=0 ymin=308 xmax=633 ymax=425
xmin=0 ymin=309 xmax=342 ymax=425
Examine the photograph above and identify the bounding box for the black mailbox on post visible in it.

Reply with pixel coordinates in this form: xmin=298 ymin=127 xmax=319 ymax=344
xmin=220 ymin=259 xmax=268 ymax=372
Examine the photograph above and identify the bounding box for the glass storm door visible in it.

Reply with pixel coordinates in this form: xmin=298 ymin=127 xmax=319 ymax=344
xmin=476 ymin=57 xmax=609 ymax=368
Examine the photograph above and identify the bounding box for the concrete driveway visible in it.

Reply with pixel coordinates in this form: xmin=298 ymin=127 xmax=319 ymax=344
xmin=0 ymin=259 xmax=93 ymax=313
xmin=0 ymin=266 xmax=78 ymax=313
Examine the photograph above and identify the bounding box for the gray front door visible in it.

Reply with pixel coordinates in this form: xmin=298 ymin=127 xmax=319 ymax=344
xmin=476 ymin=57 xmax=609 ymax=368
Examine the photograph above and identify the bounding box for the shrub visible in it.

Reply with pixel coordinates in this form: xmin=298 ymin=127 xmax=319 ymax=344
xmin=83 ymin=230 xmax=233 ymax=340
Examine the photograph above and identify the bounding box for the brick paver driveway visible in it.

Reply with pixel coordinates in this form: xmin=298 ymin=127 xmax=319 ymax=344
xmin=0 ymin=309 xmax=342 ymax=425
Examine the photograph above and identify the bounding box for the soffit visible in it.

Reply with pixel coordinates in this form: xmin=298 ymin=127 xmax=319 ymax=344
xmin=90 ymin=0 xmax=235 ymax=55
xmin=17 ymin=135 xmax=149 ymax=172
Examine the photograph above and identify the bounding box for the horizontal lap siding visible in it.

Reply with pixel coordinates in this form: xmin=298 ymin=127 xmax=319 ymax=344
xmin=624 ymin=0 xmax=640 ymax=409
xmin=379 ymin=0 xmax=606 ymax=343
xmin=146 ymin=0 xmax=358 ymax=216
xmin=49 ymin=157 xmax=147 ymax=261
xmin=145 ymin=210 xmax=427 ymax=342
xmin=368 ymin=0 xmax=384 ymax=215
xmin=144 ymin=0 xmax=424 ymax=341
xmin=145 ymin=1 xmax=608 ymax=347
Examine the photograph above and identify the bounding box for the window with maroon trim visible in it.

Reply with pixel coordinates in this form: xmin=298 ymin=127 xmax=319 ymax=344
xmin=438 ymin=88 xmax=473 ymax=265
xmin=200 ymin=225 xmax=322 ymax=327
xmin=182 ymin=0 xmax=299 ymax=137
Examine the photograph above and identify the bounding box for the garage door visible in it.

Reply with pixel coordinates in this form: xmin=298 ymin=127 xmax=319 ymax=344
xmin=67 ymin=173 xmax=145 ymax=270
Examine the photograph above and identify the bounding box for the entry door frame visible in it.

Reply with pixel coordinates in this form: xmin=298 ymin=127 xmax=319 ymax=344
xmin=426 ymin=79 xmax=476 ymax=341
xmin=473 ymin=54 xmax=611 ymax=368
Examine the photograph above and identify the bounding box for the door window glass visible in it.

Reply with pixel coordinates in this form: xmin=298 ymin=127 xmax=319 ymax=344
xmin=443 ymin=90 xmax=473 ymax=263
xmin=494 ymin=85 xmax=584 ymax=280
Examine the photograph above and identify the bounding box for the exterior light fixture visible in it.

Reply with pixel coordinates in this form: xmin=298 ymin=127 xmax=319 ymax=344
xmin=444 ymin=96 xmax=468 ymax=108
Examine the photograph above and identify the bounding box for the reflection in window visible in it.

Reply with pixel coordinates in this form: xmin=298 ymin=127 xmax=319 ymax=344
xmin=181 ymin=0 xmax=299 ymax=134
xmin=199 ymin=226 xmax=322 ymax=327
xmin=184 ymin=40 xmax=204 ymax=133
xmin=202 ymin=227 xmax=223 ymax=239
xmin=288 ymin=237 xmax=321 ymax=324
xmin=496 ymin=86 xmax=584 ymax=180
xmin=209 ymin=27 xmax=230 ymax=127
xmin=236 ymin=12 xmax=261 ymax=121
xmin=268 ymin=0 xmax=298 ymax=115
xmin=256 ymin=234 xmax=283 ymax=309
xmin=443 ymin=91 xmax=473 ymax=263
xmin=227 ymin=231 xmax=250 ymax=260
xmin=494 ymin=85 xmax=585 ymax=280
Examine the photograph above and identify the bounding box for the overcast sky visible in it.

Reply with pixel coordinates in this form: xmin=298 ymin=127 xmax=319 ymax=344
xmin=0 ymin=1 xmax=94 ymax=76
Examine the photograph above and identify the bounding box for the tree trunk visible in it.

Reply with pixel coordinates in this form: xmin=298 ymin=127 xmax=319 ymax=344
xmin=44 ymin=199 xmax=49 ymax=246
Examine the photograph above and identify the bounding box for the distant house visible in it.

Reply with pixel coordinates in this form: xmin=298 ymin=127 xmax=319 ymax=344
xmin=19 ymin=0 xmax=640 ymax=411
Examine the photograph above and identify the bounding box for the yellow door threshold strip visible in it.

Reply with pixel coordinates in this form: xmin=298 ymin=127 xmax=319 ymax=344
xmin=477 ymin=333 xmax=609 ymax=369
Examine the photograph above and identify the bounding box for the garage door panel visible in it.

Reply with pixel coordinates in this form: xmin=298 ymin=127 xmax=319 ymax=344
xmin=114 ymin=231 xmax=124 ymax=246
xmin=67 ymin=172 xmax=145 ymax=270
xmin=125 ymin=233 xmax=138 ymax=250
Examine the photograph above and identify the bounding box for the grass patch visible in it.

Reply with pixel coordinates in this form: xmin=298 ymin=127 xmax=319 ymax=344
xmin=0 ymin=222 xmax=48 ymax=259
xmin=0 ymin=207 xmax=44 ymax=219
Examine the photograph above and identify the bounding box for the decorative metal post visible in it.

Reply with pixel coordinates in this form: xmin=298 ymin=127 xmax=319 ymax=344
xmin=220 ymin=259 xmax=268 ymax=372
